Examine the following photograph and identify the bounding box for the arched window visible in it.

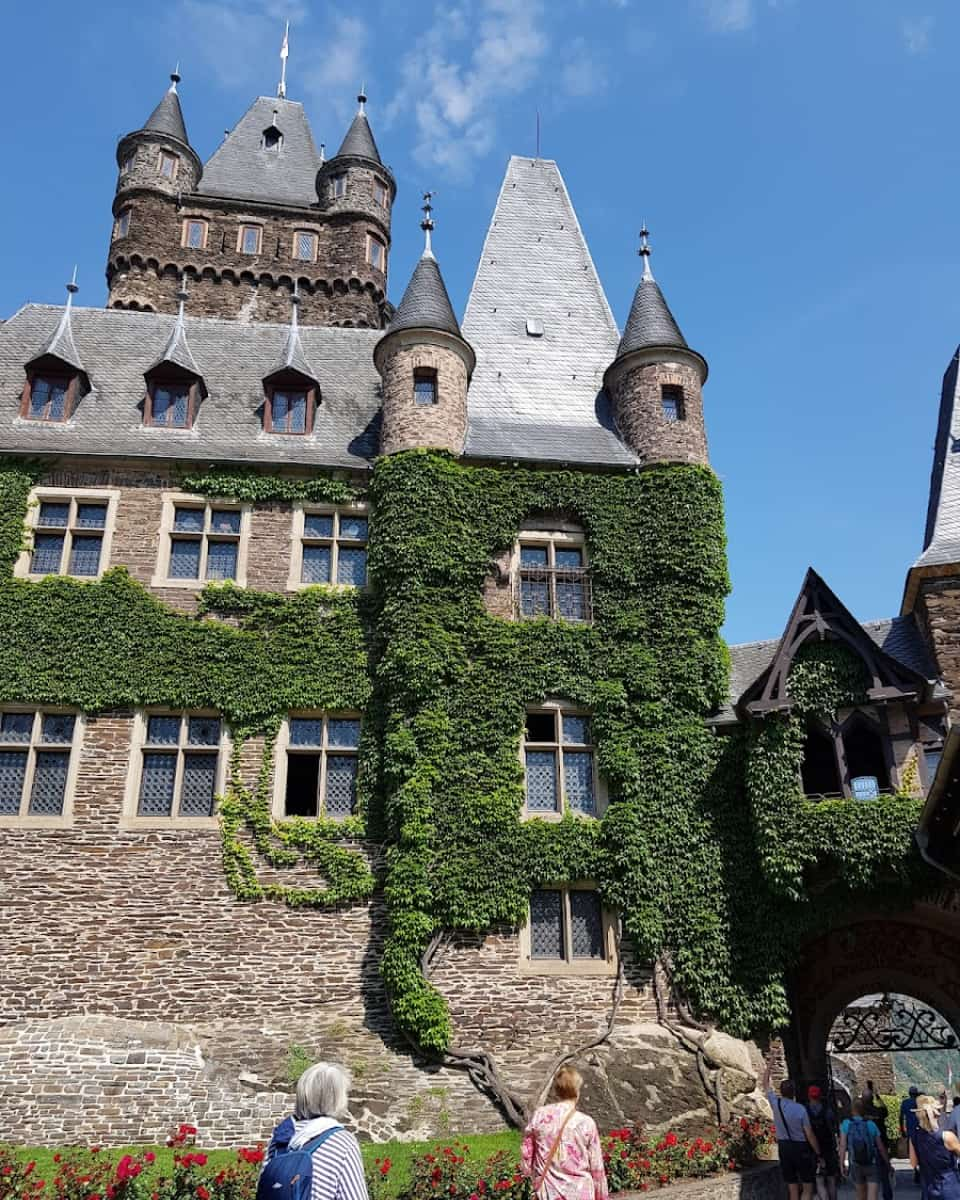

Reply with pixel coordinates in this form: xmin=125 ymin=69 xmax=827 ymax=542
xmin=801 ymin=725 xmax=841 ymax=798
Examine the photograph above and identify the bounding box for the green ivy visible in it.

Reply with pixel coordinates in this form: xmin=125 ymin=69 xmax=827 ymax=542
xmin=0 ymin=455 xmax=937 ymax=1058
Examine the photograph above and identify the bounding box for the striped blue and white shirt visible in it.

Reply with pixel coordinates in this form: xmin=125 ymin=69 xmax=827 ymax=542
xmin=264 ymin=1115 xmax=369 ymax=1200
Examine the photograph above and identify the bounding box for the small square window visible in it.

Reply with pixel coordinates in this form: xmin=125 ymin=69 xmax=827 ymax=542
xmin=183 ymin=220 xmax=207 ymax=250
xmin=413 ymin=369 xmax=438 ymax=406
xmin=150 ymin=383 xmax=192 ymax=429
xmin=240 ymin=225 xmax=261 ymax=255
xmin=528 ymin=887 xmax=607 ymax=966
xmin=295 ymin=508 xmax=369 ymax=589
xmin=661 ymin=385 xmax=684 ymax=422
xmin=26 ymin=375 xmax=72 ymax=423
xmin=159 ymin=151 xmax=179 ymax=179
xmin=332 ymin=174 xmax=347 ymax=199
xmin=367 ymin=235 xmax=385 ymax=271
xmin=268 ymin=389 xmax=310 ymax=435
xmin=294 ymin=232 xmax=317 ymax=261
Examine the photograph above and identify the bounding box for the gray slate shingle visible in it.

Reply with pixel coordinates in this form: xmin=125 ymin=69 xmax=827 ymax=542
xmin=146 ymin=311 xmax=203 ymax=380
xmin=0 ymin=305 xmax=380 ymax=468
xmin=916 ymin=350 xmax=960 ymax=569
xmin=388 ymin=253 xmax=462 ymax=338
xmin=617 ymin=276 xmax=689 ymax=358
xmin=334 ymin=111 xmax=382 ymax=164
xmin=143 ymin=82 xmax=190 ymax=145
xmin=199 ymin=97 xmax=322 ymax=209
xmin=461 ymin=156 xmax=635 ymax=467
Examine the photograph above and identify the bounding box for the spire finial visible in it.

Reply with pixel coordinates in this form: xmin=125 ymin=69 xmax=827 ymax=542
xmin=421 ymin=191 xmax=435 ymax=257
xmin=319 ymin=142 xmax=325 ymax=164
xmin=169 ymin=65 xmax=181 ymax=93
xmin=66 ymin=266 xmax=79 ymax=305
xmin=278 ymin=20 xmax=289 ymax=98
xmin=639 ymin=223 xmax=654 ymax=281
xmin=358 ymin=85 xmax=367 ymax=114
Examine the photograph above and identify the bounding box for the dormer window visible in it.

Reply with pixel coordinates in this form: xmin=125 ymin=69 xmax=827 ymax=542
xmin=332 ymin=174 xmax=347 ymax=199
xmin=366 ymin=234 xmax=386 ymax=271
xmin=114 ymin=209 xmax=131 ymax=240
xmin=265 ymin=384 xmax=316 ymax=435
xmin=21 ymin=373 xmax=75 ymax=423
xmin=373 ymin=179 xmax=388 ymax=208
xmin=661 ymin=385 xmax=685 ymax=422
xmin=294 ymin=231 xmax=317 ymax=262
xmin=262 ymin=126 xmax=283 ymax=151
xmin=158 ymin=151 xmax=179 ymax=179
xmin=182 ymin=219 xmax=208 ymax=250
xmin=146 ymin=381 xmax=195 ymax=430
xmin=239 ymin=225 xmax=262 ymax=255
xmin=413 ymin=368 xmax=438 ymax=405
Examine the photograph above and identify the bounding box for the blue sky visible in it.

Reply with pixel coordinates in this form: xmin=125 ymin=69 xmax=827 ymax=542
xmin=2 ymin=0 xmax=957 ymax=644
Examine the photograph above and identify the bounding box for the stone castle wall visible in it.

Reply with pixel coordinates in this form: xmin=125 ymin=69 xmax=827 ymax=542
xmin=609 ymin=359 xmax=708 ymax=467
xmin=915 ymin=579 xmax=960 ymax=716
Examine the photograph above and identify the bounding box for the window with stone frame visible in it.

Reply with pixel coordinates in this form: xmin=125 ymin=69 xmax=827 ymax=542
xmin=527 ymin=886 xmax=607 ymax=965
xmin=523 ymin=706 xmax=599 ymax=817
xmin=373 ymin=179 xmax=389 ymax=208
xmin=291 ymin=506 xmax=368 ymax=588
xmin=158 ymin=150 xmax=179 ymax=179
xmin=155 ymin=498 xmax=248 ymax=586
xmin=366 ymin=234 xmax=386 ymax=271
xmin=21 ymin=371 xmax=78 ymax=423
xmin=121 ymin=151 xmax=136 ymax=175
xmin=661 ymin=385 xmax=685 ymax=422
xmin=413 ymin=367 xmax=438 ymax=405
xmin=114 ymin=208 xmax=131 ymax=240
xmin=332 ymin=173 xmax=347 ymax=199
xmin=264 ymin=383 xmax=316 ymax=435
xmin=280 ymin=713 xmax=361 ymax=820
xmin=293 ymin=230 xmax=318 ymax=261
xmin=22 ymin=491 xmax=117 ymax=579
xmin=515 ymin=527 xmax=591 ymax=622
xmin=238 ymin=224 xmax=262 ymax=255
xmin=0 ymin=709 xmax=80 ymax=821
xmin=145 ymin=377 xmax=200 ymax=430
xmin=182 ymin=219 xmax=208 ymax=251
xmin=133 ymin=712 xmax=224 ymax=819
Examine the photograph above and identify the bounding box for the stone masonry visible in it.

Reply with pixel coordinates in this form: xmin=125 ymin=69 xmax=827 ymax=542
xmin=608 ymin=359 xmax=708 ymax=467
xmin=378 ymin=337 xmax=470 ymax=455
xmin=915 ymin=579 xmax=960 ymax=716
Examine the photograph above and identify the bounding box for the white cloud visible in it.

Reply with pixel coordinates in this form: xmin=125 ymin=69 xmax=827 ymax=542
xmin=561 ymin=38 xmax=607 ymax=98
xmin=701 ymin=0 xmax=754 ymax=33
xmin=387 ymin=0 xmax=549 ymax=179
xmin=902 ymin=15 xmax=933 ymax=55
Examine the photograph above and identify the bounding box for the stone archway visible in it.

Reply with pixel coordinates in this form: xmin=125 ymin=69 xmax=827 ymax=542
xmin=790 ymin=909 xmax=960 ymax=1085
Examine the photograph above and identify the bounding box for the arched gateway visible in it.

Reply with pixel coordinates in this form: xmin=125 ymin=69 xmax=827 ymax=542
xmin=788 ymin=903 xmax=960 ymax=1084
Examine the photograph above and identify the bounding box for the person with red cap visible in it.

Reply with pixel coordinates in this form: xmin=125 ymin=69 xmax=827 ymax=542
xmin=806 ymin=1085 xmax=839 ymax=1200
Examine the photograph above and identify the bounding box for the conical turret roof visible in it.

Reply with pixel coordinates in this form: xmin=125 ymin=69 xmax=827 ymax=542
xmin=617 ymin=276 xmax=688 ymax=357
xmin=142 ymin=74 xmax=190 ymax=146
xmin=389 ymin=252 xmax=462 ymax=338
xmin=333 ymin=93 xmax=382 ymax=163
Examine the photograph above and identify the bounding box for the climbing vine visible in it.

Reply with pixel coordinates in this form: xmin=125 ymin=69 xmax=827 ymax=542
xmin=0 ymin=453 xmax=938 ymax=1079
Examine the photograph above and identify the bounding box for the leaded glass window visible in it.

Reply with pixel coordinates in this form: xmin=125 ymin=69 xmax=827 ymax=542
xmin=413 ymin=369 xmax=438 ymax=405
xmin=269 ymin=389 xmax=310 ymax=435
xmin=26 ymin=375 xmax=71 ymax=423
xmin=367 ymin=235 xmax=385 ymax=271
xmin=183 ymin=219 xmax=207 ymax=250
xmin=0 ymin=710 xmax=78 ymax=820
xmin=332 ymin=174 xmax=347 ymax=198
xmin=661 ymin=385 xmax=684 ymax=422
xmin=373 ymin=179 xmax=388 ymax=208
xmin=294 ymin=231 xmax=317 ymax=261
xmin=164 ymin=503 xmax=244 ymax=583
xmin=27 ymin=494 xmax=109 ymax=578
xmin=150 ymin=383 xmax=192 ymax=429
xmin=297 ymin=508 xmax=368 ymax=588
xmin=517 ymin=531 xmax=591 ymax=623
xmin=528 ymin=887 xmax=607 ymax=965
xmin=136 ymin=712 xmax=222 ymax=819
xmin=158 ymin=151 xmax=179 ymax=179
xmin=282 ymin=712 xmax=361 ymax=819
xmin=240 ymin=224 xmax=261 ymax=254
xmin=524 ymin=708 xmax=597 ymax=817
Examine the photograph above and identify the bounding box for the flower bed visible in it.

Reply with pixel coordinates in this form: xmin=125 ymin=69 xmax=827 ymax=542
xmin=0 ymin=1119 xmax=773 ymax=1200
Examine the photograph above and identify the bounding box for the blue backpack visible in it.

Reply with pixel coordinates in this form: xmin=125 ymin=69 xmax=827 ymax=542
xmin=257 ymin=1117 xmax=343 ymax=1200
xmin=848 ymin=1118 xmax=875 ymax=1166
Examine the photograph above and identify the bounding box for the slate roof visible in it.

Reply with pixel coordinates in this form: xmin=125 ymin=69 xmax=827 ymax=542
xmin=713 ymin=614 xmax=942 ymax=724
xmin=199 ymin=97 xmax=323 ymax=209
xmin=915 ymin=349 xmax=960 ymax=569
xmin=29 ymin=298 xmax=86 ymax=377
xmin=617 ymin=275 xmax=689 ymax=358
xmin=146 ymin=308 xmax=203 ymax=380
xmin=462 ymin=156 xmax=635 ymax=466
xmin=0 ymin=305 xmax=380 ymax=468
xmin=334 ymin=110 xmax=382 ymax=164
xmin=388 ymin=253 xmax=463 ymax=338
xmin=143 ymin=80 xmax=190 ymax=146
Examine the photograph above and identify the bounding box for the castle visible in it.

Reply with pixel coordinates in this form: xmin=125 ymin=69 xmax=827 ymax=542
xmin=2 ymin=65 xmax=960 ymax=1146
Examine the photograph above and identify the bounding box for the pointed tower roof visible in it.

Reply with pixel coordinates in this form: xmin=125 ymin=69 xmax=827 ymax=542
xmin=28 ymin=272 xmax=88 ymax=383
xmin=616 ymin=227 xmax=690 ymax=358
xmin=266 ymin=286 xmax=319 ymax=383
xmin=145 ymin=278 xmax=206 ymax=394
xmin=387 ymin=195 xmax=462 ymax=338
xmin=201 ymin=96 xmax=323 ymax=207
xmin=332 ymin=90 xmax=383 ymax=163
xmin=143 ymin=72 xmax=191 ymax=145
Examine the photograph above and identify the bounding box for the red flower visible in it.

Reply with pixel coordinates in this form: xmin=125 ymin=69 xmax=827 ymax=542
xmin=24 ymin=1164 xmax=35 ymax=1176
xmin=179 ymin=1124 xmax=198 ymax=1136
xmin=659 ymin=1175 xmax=669 ymax=1185
xmin=144 ymin=1152 xmax=156 ymax=1164
xmin=53 ymin=1156 xmax=61 ymax=1164
xmin=703 ymin=1142 xmax=713 ymax=1153
xmin=664 ymin=1133 xmax=678 ymax=1148
xmin=197 ymin=1188 xmax=210 ymax=1200
xmin=740 ymin=1118 xmax=749 ymax=1131
xmin=380 ymin=1158 xmax=392 ymax=1177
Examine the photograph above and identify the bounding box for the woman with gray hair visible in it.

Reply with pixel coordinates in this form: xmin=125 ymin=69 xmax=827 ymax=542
xmin=258 ymin=1062 xmax=368 ymax=1200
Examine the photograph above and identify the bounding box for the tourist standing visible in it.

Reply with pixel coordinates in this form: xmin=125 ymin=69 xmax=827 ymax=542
xmin=911 ymin=1095 xmax=960 ymax=1200
xmin=840 ymin=1099 xmax=890 ymax=1200
xmin=806 ymin=1085 xmax=839 ymax=1200
xmin=902 ymin=1088 xmax=921 ymax=1141
xmin=258 ymin=1062 xmax=368 ymax=1200
xmin=764 ymin=1064 xmax=822 ymax=1200
xmin=521 ymin=1066 xmax=609 ymax=1200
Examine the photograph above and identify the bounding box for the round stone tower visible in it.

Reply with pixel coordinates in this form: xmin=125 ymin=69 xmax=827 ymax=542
xmin=374 ymin=196 xmax=474 ymax=456
xmin=108 ymin=73 xmax=203 ymax=312
xmin=316 ymin=93 xmax=396 ymax=328
xmin=604 ymin=228 xmax=709 ymax=466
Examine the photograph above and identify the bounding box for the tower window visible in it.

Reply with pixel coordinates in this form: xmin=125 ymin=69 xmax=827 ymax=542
xmin=661 ymin=385 xmax=685 ymax=422
xmin=158 ymin=150 xmax=179 ymax=179
xmin=146 ymin=381 xmax=195 ymax=430
xmin=366 ymin=234 xmax=386 ymax=271
xmin=332 ymin=174 xmax=347 ymax=199
xmin=121 ymin=152 xmax=136 ymax=175
xmin=182 ymin=219 xmax=208 ymax=250
xmin=114 ymin=209 xmax=131 ymax=240
xmin=239 ymin=225 xmax=262 ymax=255
xmin=294 ymin=231 xmax=317 ymax=261
xmin=265 ymin=386 xmax=314 ymax=435
xmin=22 ymin=373 xmax=75 ymax=423
xmin=516 ymin=527 xmax=591 ymax=623
xmin=373 ymin=179 xmax=388 ymax=208
xmin=413 ymin=368 xmax=438 ymax=405
xmin=262 ymin=126 xmax=283 ymax=151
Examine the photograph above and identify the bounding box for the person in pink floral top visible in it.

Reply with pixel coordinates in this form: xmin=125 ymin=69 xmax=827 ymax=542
xmin=522 ymin=1066 xmax=610 ymax=1200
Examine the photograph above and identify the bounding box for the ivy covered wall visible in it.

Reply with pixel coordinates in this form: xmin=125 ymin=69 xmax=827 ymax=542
xmin=0 ymin=453 xmax=935 ymax=1067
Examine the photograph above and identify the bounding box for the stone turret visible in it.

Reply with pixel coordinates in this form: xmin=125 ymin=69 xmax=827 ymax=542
xmin=604 ymin=228 xmax=709 ymax=466
xmin=374 ymin=196 xmax=474 ymax=456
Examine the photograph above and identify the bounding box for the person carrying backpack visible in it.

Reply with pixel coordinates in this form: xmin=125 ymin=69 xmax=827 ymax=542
xmin=806 ymin=1086 xmax=839 ymax=1200
xmin=840 ymin=1099 xmax=890 ymax=1200
xmin=257 ymin=1062 xmax=368 ymax=1200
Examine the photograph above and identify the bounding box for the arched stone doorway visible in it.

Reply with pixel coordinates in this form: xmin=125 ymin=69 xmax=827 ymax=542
xmin=789 ymin=910 xmax=960 ymax=1086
